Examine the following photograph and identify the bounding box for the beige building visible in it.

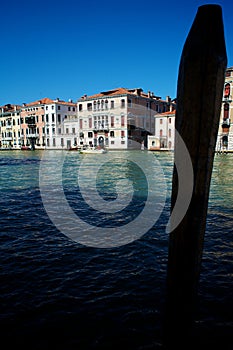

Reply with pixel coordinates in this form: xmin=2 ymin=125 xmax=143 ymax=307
xmin=0 ymin=104 xmax=21 ymax=149
xmin=77 ymin=87 xmax=175 ymax=150
xmin=216 ymin=66 xmax=233 ymax=152
xmin=148 ymin=110 xmax=176 ymax=151
xmin=20 ymin=97 xmax=77 ymax=149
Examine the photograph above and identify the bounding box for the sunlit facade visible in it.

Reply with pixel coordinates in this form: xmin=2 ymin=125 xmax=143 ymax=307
xmin=77 ymin=88 xmax=175 ymax=150
xmin=216 ymin=66 xmax=233 ymax=152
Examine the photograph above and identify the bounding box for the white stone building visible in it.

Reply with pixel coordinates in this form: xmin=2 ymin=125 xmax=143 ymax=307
xmin=216 ymin=66 xmax=233 ymax=152
xmin=148 ymin=110 xmax=176 ymax=151
xmin=0 ymin=104 xmax=21 ymax=149
xmin=77 ymin=88 xmax=175 ymax=150
xmin=20 ymin=98 xmax=77 ymax=149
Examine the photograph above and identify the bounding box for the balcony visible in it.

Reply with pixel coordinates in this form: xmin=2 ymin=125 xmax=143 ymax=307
xmin=223 ymin=95 xmax=232 ymax=102
xmin=222 ymin=118 xmax=230 ymax=130
xmin=4 ymin=136 xmax=13 ymax=141
xmin=93 ymin=128 xmax=109 ymax=133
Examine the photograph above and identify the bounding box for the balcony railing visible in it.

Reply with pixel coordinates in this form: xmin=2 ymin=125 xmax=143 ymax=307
xmin=27 ymin=134 xmax=38 ymax=138
xmin=93 ymin=128 xmax=109 ymax=133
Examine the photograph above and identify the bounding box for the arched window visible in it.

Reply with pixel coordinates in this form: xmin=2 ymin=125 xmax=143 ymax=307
xmin=224 ymin=83 xmax=230 ymax=98
xmin=224 ymin=103 xmax=229 ymax=120
xmin=121 ymin=99 xmax=125 ymax=108
xmin=222 ymin=135 xmax=228 ymax=147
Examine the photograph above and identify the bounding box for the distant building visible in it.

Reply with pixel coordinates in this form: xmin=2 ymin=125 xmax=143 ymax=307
xmin=20 ymin=98 xmax=77 ymax=149
xmin=148 ymin=110 xmax=176 ymax=151
xmin=77 ymin=87 xmax=175 ymax=149
xmin=0 ymin=104 xmax=21 ymax=149
xmin=216 ymin=66 xmax=233 ymax=152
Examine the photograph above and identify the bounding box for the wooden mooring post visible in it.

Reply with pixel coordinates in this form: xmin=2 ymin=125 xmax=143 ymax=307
xmin=163 ymin=5 xmax=227 ymax=348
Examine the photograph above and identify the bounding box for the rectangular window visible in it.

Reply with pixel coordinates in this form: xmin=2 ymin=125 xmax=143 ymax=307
xmin=87 ymin=103 xmax=92 ymax=111
xmin=46 ymin=114 xmax=49 ymax=123
xmin=58 ymin=128 xmax=61 ymax=134
xmin=121 ymin=130 xmax=125 ymax=137
xmin=66 ymin=128 xmax=69 ymax=134
xmin=58 ymin=105 xmax=61 ymax=110
xmin=53 ymin=138 xmax=56 ymax=146
xmin=160 ymin=119 xmax=163 ymax=124
xmin=111 ymin=101 xmax=114 ymax=109
xmin=61 ymin=138 xmax=64 ymax=146
xmin=57 ymin=114 xmax=61 ymax=123
xmin=72 ymin=128 xmax=75 ymax=134
xmin=89 ymin=118 xmax=92 ymax=128
xmin=111 ymin=116 xmax=114 ymax=127
xmin=52 ymin=114 xmax=55 ymax=122
xmin=80 ymin=119 xmax=83 ymax=129
xmin=121 ymin=116 xmax=125 ymax=127
xmin=121 ymin=99 xmax=125 ymax=108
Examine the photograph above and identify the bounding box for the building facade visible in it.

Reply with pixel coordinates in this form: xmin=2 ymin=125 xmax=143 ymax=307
xmin=216 ymin=66 xmax=233 ymax=152
xmin=77 ymin=88 xmax=176 ymax=150
xmin=20 ymin=98 xmax=77 ymax=149
xmin=148 ymin=110 xmax=176 ymax=151
xmin=0 ymin=104 xmax=21 ymax=149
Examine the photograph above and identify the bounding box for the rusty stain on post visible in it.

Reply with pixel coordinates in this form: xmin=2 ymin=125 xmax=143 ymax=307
xmin=164 ymin=4 xmax=227 ymax=347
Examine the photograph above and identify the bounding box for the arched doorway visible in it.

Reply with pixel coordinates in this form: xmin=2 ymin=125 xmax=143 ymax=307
xmin=98 ymin=136 xmax=104 ymax=147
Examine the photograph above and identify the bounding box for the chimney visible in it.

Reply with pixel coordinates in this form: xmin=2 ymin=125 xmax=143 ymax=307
xmin=148 ymin=90 xmax=151 ymax=98
xmin=134 ymin=88 xmax=142 ymax=96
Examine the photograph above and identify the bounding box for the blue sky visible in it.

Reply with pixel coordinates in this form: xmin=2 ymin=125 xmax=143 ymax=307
xmin=1 ymin=0 xmax=233 ymax=105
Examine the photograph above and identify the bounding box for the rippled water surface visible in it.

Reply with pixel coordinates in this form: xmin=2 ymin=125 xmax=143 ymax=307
xmin=0 ymin=150 xmax=232 ymax=349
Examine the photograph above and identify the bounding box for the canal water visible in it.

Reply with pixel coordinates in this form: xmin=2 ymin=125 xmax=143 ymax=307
xmin=0 ymin=150 xmax=232 ymax=349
